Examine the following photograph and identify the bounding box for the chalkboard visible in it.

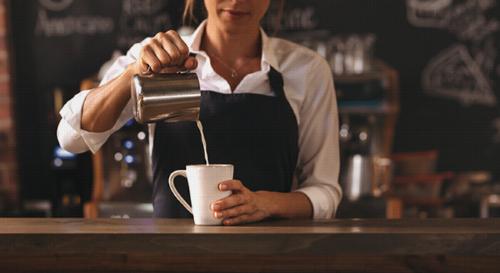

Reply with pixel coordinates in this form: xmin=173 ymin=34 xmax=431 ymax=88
xmin=13 ymin=0 xmax=184 ymax=87
xmin=10 ymin=0 xmax=184 ymax=199
xmin=9 ymin=0 xmax=500 ymax=201
xmin=267 ymin=0 xmax=500 ymax=175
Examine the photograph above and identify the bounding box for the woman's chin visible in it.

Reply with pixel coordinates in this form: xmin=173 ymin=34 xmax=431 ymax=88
xmin=217 ymin=19 xmax=258 ymax=34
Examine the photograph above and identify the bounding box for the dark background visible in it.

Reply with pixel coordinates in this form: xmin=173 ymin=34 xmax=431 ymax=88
xmin=9 ymin=0 xmax=184 ymax=201
xmin=8 ymin=0 xmax=500 ymax=201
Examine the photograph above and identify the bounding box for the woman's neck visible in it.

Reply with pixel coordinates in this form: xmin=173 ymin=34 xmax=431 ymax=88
xmin=202 ymin=19 xmax=262 ymax=64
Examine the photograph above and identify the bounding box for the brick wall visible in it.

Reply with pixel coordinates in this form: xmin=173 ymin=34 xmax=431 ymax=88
xmin=0 ymin=0 xmax=18 ymax=211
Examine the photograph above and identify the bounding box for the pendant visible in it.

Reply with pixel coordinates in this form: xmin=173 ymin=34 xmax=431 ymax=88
xmin=231 ymin=70 xmax=238 ymax=78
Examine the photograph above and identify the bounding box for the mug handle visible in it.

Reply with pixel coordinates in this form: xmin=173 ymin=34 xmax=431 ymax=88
xmin=168 ymin=170 xmax=193 ymax=214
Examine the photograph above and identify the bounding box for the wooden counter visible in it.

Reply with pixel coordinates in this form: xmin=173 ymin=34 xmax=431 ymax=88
xmin=1 ymin=218 xmax=500 ymax=273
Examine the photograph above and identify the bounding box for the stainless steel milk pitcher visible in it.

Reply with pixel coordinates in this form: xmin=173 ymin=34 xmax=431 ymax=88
xmin=131 ymin=72 xmax=201 ymax=123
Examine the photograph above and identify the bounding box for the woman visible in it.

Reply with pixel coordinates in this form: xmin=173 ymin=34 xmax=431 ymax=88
xmin=58 ymin=0 xmax=342 ymax=225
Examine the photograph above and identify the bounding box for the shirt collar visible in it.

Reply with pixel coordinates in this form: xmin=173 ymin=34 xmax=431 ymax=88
xmin=184 ymin=20 xmax=279 ymax=71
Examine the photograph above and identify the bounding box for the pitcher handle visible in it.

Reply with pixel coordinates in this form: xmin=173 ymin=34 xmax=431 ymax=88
xmin=168 ymin=170 xmax=192 ymax=214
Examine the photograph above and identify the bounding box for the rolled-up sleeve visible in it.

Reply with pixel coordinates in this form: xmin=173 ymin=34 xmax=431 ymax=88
xmin=57 ymin=90 xmax=92 ymax=154
xmin=57 ymin=42 xmax=144 ymax=154
xmin=294 ymin=58 xmax=342 ymax=219
xmin=57 ymin=90 xmax=134 ymax=154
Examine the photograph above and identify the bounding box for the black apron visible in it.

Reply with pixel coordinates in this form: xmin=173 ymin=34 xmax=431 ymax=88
xmin=152 ymin=67 xmax=299 ymax=218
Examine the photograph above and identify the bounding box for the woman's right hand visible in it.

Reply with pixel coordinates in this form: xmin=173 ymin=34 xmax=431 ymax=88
xmin=131 ymin=30 xmax=198 ymax=75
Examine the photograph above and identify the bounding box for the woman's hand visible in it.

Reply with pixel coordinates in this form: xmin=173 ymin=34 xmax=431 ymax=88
xmin=131 ymin=30 xmax=198 ymax=75
xmin=211 ymin=180 xmax=275 ymax=226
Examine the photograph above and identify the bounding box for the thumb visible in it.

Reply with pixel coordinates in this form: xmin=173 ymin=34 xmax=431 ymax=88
xmin=183 ymin=56 xmax=198 ymax=71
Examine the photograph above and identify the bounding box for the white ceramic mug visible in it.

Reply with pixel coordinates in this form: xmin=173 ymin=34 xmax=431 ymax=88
xmin=168 ymin=164 xmax=233 ymax=225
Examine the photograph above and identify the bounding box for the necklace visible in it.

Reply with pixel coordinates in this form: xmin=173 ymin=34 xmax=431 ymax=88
xmin=208 ymin=52 xmax=244 ymax=78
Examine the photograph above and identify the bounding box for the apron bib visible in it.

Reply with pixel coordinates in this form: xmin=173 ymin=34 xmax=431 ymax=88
xmin=152 ymin=67 xmax=299 ymax=218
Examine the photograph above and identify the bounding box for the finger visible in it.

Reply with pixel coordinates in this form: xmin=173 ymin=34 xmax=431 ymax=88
xmin=142 ymin=46 xmax=162 ymax=73
xmin=224 ymin=211 xmax=267 ymax=226
xmin=158 ymin=34 xmax=183 ymax=66
xmin=138 ymin=59 xmax=150 ymax=75
xmin=214 ymin=204 xmax=257 ymax=219
xmin=165 ymin=30 xmax=190 ymax=59
xmin=219 ymin=180 xmax=245 ymax=192
xmin=223 ymin=214 xmax=250 ymax=226
xmin=149 ymin=39 xmax=172 ymax=67
xmin=212 ymin=193 xmax=248 ymax=211
xmin=157 ymin=56 xmax=197 ymax=74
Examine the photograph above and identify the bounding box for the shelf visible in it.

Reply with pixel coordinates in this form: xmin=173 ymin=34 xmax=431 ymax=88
xmin=338 ymin=101 xmax=397 ymax=114
xmin=333 ymin=60 xmax=390 ymax=84
xmin=334 ymin=70 xmax=385 ymax=84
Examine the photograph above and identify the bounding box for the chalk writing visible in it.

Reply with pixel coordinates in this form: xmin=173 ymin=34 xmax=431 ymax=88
xmin=116 ymin=0 xmax=171 ymax=48
xmin=38 ymin=0 xmax=74 ymax=12
xmin=406 ymin=0 xmax=499 ymax=42
xmin=406 ymin=0 xmax=452 ymax=28
xmin=265 ymin=6 xmax=317 ymax=31
xmin=35 ymin=9 xmax=115 ymax=37
xmin=122 ymin=0 xmax=165 ymax=16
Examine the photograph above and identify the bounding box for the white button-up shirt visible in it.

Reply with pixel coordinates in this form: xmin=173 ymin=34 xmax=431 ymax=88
xmin=57 ymin=21 xmax=342 ymax=219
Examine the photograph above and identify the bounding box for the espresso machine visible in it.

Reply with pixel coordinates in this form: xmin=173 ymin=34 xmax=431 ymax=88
xmin=284 ymin=32 xmax=399 ymax=209
xmin=335 ymin=64 xmax=399 ymax=218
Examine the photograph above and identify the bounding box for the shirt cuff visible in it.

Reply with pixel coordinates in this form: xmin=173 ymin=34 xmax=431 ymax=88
xmin=59 ymin=90 xmax=132 ymax=154
xmin=57 ymin=118 xmax=91 ymax=154
xmin=79 ymin=130 xmax=113 ymax=154
xmin=59 ymin=90 xmax=90 ymax=130
xmin=294 ymin=185 xmax=339 ymax=219
xmin=81 ymin=97 xmax=135 ymax=153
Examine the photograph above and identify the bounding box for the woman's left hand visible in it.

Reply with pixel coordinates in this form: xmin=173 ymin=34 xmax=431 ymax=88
xmin=211 ymin=180 xmax=274 ymax=226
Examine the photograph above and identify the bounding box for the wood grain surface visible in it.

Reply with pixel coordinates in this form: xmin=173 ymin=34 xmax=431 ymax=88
xmin=1 ymin=218 xmax=500 ymax=273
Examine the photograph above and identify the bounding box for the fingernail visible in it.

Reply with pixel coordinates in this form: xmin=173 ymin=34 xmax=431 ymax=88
xmin=219 ymin=184 xmax=227 ymax=191
xmin=224 ymin=220 xmax=231 ymax=225
xmin=215 ymin=212 xmax=222 ymax=218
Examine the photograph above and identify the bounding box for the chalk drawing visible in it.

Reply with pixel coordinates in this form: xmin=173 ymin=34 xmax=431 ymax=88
xmin=445 ymin=0 xmax=499 ymax=42
xmin=473 ymin=38 xmax=497 ymax=76
xmin=408 ymin=0 xmax=499 ymax=106
xmin=422 ymin=44 xmax=496 ymax=106
xmin=38 ymin=0 xmax=73 ymax=12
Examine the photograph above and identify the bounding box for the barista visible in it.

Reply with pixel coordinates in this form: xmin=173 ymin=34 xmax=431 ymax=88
xmin=57 ymin=0 xmax=342 ymax=225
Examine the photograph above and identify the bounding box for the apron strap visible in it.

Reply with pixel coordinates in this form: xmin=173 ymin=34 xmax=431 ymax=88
xmin=268 ymin=66 xmax=285 ymax=98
